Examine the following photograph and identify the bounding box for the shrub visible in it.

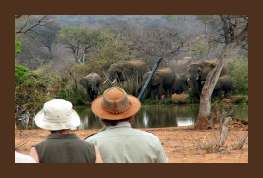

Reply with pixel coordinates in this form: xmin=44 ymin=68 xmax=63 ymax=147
xmin=228 ymin=59 xmax=248 ymax=95
xmin=15 ymin=65 xmax=64 ymax=125
xmin=15 ymin=64 xmax=30 ymax=85
xmin=15 ymin=70 xmax=53 ymax=116
xmin=171 ymin=93 xmax=190 ymax=104
xmin=56 ymin=87 xmax=86 ymax=106
xmin=15 ymin=39 xmax=22 ymax=54
xmin=191 ymin=40 xmax=209 ymax=59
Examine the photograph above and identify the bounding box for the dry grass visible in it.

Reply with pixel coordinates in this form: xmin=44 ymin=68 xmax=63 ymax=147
xmin=171 ymin=93 xmax=189 ymax=103
xmin=193 ymin=127 xmax=248 ymax=154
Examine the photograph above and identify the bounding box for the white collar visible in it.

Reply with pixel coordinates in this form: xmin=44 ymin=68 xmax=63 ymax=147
xmin=106 ymin=121 xmax=131 ymax=130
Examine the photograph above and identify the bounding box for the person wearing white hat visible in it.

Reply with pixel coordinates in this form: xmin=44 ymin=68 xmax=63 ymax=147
xmin=29 ymin=99 xmax=102 ymax=163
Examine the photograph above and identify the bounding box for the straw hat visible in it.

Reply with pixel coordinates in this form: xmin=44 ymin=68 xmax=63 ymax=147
xmin=34 ymin=99 xmax=80 ymax=131
xmin=91 ymin=87 xmax=141 ymax=120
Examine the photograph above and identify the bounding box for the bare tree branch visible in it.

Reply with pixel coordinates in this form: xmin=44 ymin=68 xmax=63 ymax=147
xmin=16 ymin=16 xmax=52 ymax=34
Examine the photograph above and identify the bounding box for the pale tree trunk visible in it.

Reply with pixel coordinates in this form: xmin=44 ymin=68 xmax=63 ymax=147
xmin=195 ymin=46 xmax=231 ymax=129
xmin=195 ymin=15 xmax=247 ymax=130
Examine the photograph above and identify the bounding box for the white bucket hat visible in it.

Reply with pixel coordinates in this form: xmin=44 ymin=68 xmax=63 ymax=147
xmin=34 ymin=99 xmax=80 ymax=131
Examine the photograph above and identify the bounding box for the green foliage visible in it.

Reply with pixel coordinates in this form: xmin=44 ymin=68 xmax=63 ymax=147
xmin=58 ymin=26 xmax=112 ymax=51
xmin=15 ymin=68 xmax=54 ymax=115
xmin=15 ymin=39 xmax=22 ymax=54
xmin=15 ymin=64 xmax=30 ymax=85
xmin=56 ymin=87 xmax=86 ymax=106
xmin=163 ymin=15 xmax=177 ymax=22
xmin=84 ymin=29 xmax=129 ymax=70
xmin=228 ymin=59 xmax=248 ymax=94
xmin=57 ymin=89 xmax=83 ymax=105
xmin=191 ymin=40 xmax=209 ymax=59
xmin=68 ymin=32 xmax=129 ymax=81
xmin=230 ymin=95 xmax=248 ymax=104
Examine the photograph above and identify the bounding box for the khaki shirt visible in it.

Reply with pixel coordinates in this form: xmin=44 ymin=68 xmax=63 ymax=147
xmin=85 ymin=121 xmax=168 ymax=163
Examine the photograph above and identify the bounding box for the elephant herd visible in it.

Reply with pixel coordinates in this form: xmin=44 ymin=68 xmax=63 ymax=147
xmin=79 ymin=59 xmax=234 ymax=102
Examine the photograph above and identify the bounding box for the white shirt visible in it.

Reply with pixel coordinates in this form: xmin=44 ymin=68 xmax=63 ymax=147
xmin=15 ymin=151 xmax=36 ymax=163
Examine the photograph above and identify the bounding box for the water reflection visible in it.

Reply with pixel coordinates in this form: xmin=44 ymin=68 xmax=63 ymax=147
xmin=75 ymin=104 xmax=248 ymax=129
xmin=176 ymin=117 xmax=195 ymax=127
xmin=17 ymin=104 xmax=248 ymax=129
xmin=79 ymin=116 xmax=89 ymax=130
xmin=76 ymin=104 xmax=200 ymax=129
xmin=142 ymin=112 xmax=149 ymax=127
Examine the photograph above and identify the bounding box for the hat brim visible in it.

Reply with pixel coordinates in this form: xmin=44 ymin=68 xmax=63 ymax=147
xmin=91 ymin=95 xmax=141 ymax=120
xmin=34 ymin=109 xmax=80 ymax=131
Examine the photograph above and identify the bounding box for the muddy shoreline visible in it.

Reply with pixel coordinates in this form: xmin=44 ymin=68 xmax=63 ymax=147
xmin=15 ymin=126 xmax=248 ymax=163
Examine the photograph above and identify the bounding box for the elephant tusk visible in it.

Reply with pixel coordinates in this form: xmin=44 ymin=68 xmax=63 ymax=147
xmin=112 ymin=79 xmax=117 ymax=85
xmin=102 ymin=79 xmax=108 ymax=85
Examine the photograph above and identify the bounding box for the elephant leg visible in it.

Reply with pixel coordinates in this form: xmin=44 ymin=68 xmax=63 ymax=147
xmin=224 ymin=88 xmax=232 ymax=98
xmin=87 ymin=89 xmax=97 ymax=102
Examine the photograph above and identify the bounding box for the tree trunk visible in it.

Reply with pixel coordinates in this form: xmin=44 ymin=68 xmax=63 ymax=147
xmin=195 ymin=47 xmax=227 ymax=129
xmin=195 ymin=15 xmax=247 ymax=130
xmin=218 ymin=116 xmax=231 ymax=146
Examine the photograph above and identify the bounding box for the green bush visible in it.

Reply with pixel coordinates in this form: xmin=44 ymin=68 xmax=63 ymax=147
xmin=56 ymin=87 xmax=86 ymax=106
xmin=15 ymin=64 xmax=30 ymax=85
xmin=15 ymin=71 xmax=52 ymax=115
xmin=15 ymin=65 xmax=63 ymax=123
xmin=15 ymin=39 xmax=22 ymax=54
xmin=191 ymin=40 xmax=209 ymax=59
xmin=228 ymin=59 xmax=248 ymax=95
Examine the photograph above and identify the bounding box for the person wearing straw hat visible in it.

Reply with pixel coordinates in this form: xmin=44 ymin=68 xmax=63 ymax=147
xmin=85 ymin=87 xmax=168 ymax=163
xmin=29 ymin=99 xmax=102 ymax=163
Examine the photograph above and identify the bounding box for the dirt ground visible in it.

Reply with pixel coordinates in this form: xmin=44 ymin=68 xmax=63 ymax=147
xmin=15 ymin=126 xmax=248 ymax=163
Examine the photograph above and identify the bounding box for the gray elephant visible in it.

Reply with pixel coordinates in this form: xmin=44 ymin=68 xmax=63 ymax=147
xmin=187 ymin=60 xmax=231 ymax=100
xmin=141 ymin=67 xmax=177 ymax=99
xmin=79 ymin=73 xmax=102 ymax=102
xmin=213 ymin=75 xmax=233 ymax=98
xmin=108 ymin=59 xmax=148 ymax=83
xmin=173 ymin=74 xmax=189 ymax=94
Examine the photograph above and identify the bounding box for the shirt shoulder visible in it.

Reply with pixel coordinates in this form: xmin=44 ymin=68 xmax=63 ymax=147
xmin=15 ymin=151 xmax=36 ymax=163
xmin=85 ymin=131 xmax=104 ymax=143
xmin=132 ymin=129 xmax=161 ymax=142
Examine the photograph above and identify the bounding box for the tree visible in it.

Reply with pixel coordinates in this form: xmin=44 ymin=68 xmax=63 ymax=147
xmin=107 ymin=19 xmax=184 ymax=65
xmin=16 ymin=15 xmax=52 ymax=34
xmin=25 ymin=21 xmax=60 ymax=57
xmin=58 ymin=27 xmax=110 ymax=64
xmin=195 ymin=15 xmax=248 ymax=129
xmin=15 ymin=15 xmax=58 ymax=67
xmin=196 ymin=15 xmax=212 ymax=34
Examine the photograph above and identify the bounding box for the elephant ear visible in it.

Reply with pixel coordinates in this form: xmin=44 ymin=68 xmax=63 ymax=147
xmin=79 ymin=78 xmax=86 ymax=87
xmin=97 ymin=75 xmax=102 ymax=84
xmin=197 ymin=66 xmax=202 ymax=73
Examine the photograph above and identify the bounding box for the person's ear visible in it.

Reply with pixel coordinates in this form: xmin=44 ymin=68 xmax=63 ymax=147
xmin=130 ymin=115 xmax=135 ymax=122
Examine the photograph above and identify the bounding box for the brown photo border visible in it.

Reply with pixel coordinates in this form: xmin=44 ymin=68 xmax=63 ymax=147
xmin=1 ymin=0 xmax=261 ymax=177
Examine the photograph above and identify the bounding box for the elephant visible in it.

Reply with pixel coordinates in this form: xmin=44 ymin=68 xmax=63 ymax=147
xmin=140 ymin=67 xmax=177 ymax=99
xmin=213 ymin=75 xmax=233 ymax=98
xmin=79 ymin=73 xmax=102 ymax=102
xmin=187 ymin=60 xmax=231 ymax=100
xmin=173 ymin=74 xmax=189 ymax=94
xmin=108 ymin=59 xmax=148 ymax=83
